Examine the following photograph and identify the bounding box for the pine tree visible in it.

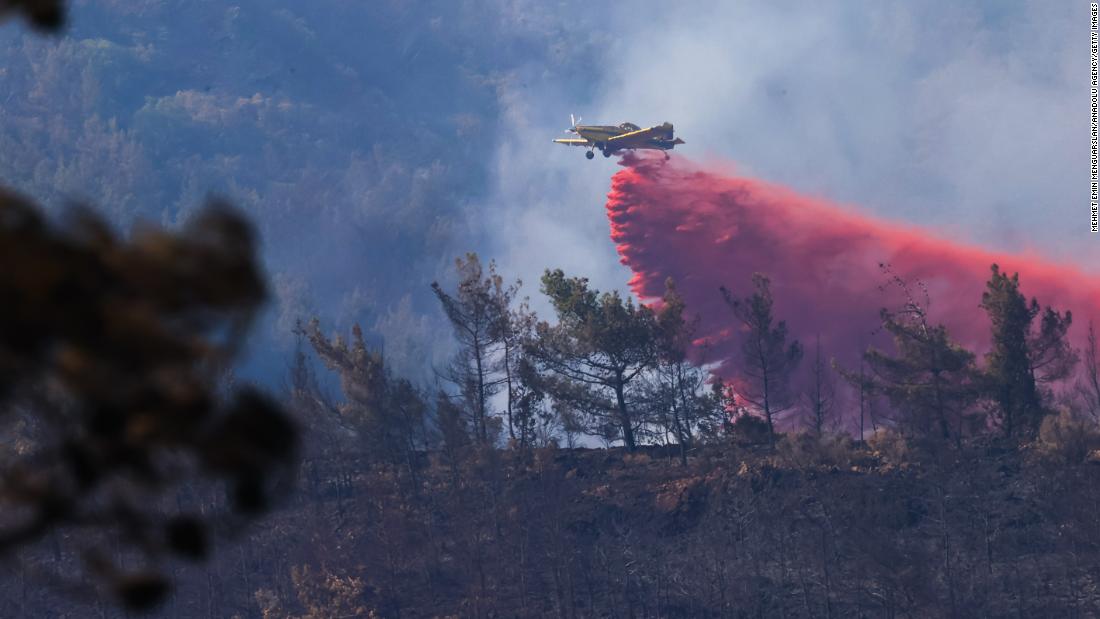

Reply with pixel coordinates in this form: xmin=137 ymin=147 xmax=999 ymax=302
xmin=431 ymin=254 xmax=518 ymax=445
xmin=643 ymin=279 xmax=721 ymax=464
xmin=857 ymin=269 xmax=979 ymax=441
xmin=1077 ymin=321 xmax=1100 ymax=420
xmin=1028 ymin=305 xmax=1077 ymax=386
xmin=490 ymin=288 xmax=537 ymax=446
xmin=804 ymin=335 xmax=836 ymax=436
xmin=979 ymin=264 xmax=1075 ymax=437
xmin=299 ymin=319 xmax=428 ymax=473
xmin=833 ymin=357 xmax=877 ymax=442
xmin=529 ymin=269 xmax=658 ymax=450
xmin=721 ymin=273 xmax=803 ymax=441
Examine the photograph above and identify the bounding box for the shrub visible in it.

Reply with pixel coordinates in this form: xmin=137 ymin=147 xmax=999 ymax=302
xmin=1037 ymin=409 xmax=1100 ymax=464
xmin=867 ymin=429 xmax=911 ymax=466
xmin=729 ymin=413 xmax=772 ymax=445
xmin=774 ymin=432 xmax=854 ymax=469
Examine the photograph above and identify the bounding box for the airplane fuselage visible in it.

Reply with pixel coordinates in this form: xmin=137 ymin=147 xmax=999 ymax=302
xmin=554 ymin=121 xmax=684 ymax=159
xmin=576 ymin=124 xmax=679 ymax=153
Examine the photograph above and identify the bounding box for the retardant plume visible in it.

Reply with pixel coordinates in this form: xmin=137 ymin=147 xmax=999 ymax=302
xmin=607 ymin=153 xmax=1100 ymax=383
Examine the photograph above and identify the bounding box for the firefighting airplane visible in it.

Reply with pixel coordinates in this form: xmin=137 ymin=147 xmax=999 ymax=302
xmin=553 ymin=115 xmax=685 ymax=160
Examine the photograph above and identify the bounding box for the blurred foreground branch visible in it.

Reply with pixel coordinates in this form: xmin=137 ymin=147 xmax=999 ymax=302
xmin=0 ymin=0 xmax=64 ymax=32
xmin=0 ymin=189 xmax=298 ymax=611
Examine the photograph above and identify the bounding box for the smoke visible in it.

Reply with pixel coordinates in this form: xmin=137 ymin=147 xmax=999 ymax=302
xmin=607 ymin=153 xmax=1100 ymax=382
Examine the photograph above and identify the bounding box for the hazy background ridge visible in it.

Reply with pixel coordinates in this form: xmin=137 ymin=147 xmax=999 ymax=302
xmin=0 ymin=0 xmax=1083 ymax=383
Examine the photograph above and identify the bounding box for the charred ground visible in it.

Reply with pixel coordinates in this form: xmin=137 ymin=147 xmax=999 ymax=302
xmin=13 ymin=434 xmax=1100 ymax=618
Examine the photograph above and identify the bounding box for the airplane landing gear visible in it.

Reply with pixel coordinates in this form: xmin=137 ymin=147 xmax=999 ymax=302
xmin=585 ymin=150 xmax=595 ymax=160
xmin=603 ymin=150 xmax=612 ymax=158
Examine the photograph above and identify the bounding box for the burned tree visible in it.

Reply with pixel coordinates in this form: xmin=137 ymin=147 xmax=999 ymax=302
xmin=299 ymin=319 xmax=430 ymax=475
xmin=804 ymin=335 xmax=836 ymax=436
xmin=432 ymin=254 xmax=519 ymax=445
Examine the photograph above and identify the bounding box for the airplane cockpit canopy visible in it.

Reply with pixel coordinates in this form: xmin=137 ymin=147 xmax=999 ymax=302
xmin=618 ymin=122 xmax=640 ymax=131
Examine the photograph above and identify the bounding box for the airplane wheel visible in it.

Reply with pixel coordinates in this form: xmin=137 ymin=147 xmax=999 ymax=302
xmin=585 ymin=151 xmax=595 ymax=160
xmin=603 ymin=150 xmax=612 ymax=158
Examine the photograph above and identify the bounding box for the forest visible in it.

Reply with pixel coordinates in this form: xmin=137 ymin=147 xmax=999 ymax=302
xmin=4 ymin=232 xmax=1100 ymax=617
xmin=1 ymin=1 xmax=1099 ymax=618
xmin=200 ymin=256 xmax=1100 ymax=618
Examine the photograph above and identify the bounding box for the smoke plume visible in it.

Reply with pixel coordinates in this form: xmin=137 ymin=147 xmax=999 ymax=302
xmin=607 ymin=153 xmax=1100 ymax=383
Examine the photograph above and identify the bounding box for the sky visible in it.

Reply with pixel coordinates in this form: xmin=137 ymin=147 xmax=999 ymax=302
xmin=0 ymin=0 xmax=1086 ymax=384
xmin=484 ymin=1 xmax=1086 ymax=313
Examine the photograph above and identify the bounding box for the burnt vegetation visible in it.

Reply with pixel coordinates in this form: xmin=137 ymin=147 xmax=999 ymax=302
xmin=7 ymin=238 xmax=1100 ymax=616
xmin=3 ymin=4 xmax=1100 ymax=618
xmin=247 ymin=257 xmax=1099 ymax=618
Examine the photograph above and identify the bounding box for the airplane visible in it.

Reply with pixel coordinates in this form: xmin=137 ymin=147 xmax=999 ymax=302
xmin=553 ymin=115 xmax=685 ymax=160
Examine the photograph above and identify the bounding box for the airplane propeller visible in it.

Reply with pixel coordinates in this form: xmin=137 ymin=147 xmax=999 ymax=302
xmin=565 ymin=113 xmax=582 ymax=134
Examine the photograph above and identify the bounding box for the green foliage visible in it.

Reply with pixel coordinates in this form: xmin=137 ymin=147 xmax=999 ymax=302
xmin=494 ymin=281 xmax=541 ymax=447
xmin=1029 ymin=305 xmax=1077 ymax=384
xmin=637 ymin=280 xmax=725 ymax=462
xmin=981 ymin=264 xmax=1044 ymax=436
xmin=0 ymin=0 xmax=594 ymax=384
xmin=856 ymin=268 xmax=980 ymax=441
xmin=539 ymin=269 xmax=657 ymax=368
xmin=530 ymin=269 xmax=659 ymax=450
xmin=728 ymin=411 xmax=773 ymax=445
xmin=865 ymin=316 xmax=980 ymax=440
xmin=981 ymin=264 xmax=1077 ymax=437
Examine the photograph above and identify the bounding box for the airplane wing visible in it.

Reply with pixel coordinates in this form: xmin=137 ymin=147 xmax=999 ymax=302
xmin=553 ymin=138 xmax=590 ymax=146
xmin=606 ymin=126 xmax=666 ymax=145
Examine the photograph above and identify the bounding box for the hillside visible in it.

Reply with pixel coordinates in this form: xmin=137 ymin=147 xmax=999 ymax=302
xmin=0 ymin=0 xmax=608 ymax=380
xmin=9 ymin=435 xmax=1098 ymax=618
xmin=1 ymin=4 xmax=1095 ymax=618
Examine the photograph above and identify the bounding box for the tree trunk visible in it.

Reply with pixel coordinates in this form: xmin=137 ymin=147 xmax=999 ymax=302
xmin=503 ymin=339 xmax=516 ymax=442
xmin=474 ymin=336 xmax=488 ymax=443
xmin=614 ymin=380 xmax=637 ymax=451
